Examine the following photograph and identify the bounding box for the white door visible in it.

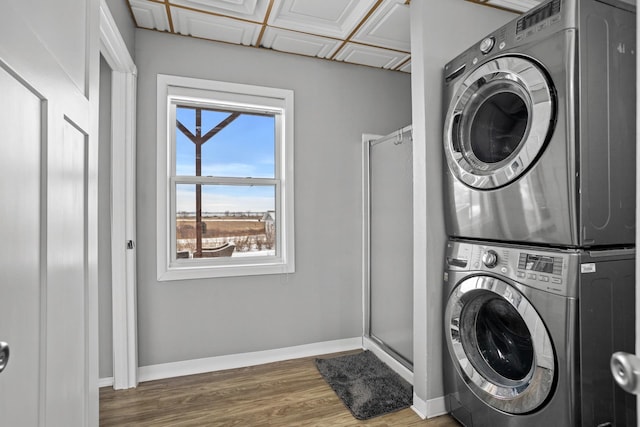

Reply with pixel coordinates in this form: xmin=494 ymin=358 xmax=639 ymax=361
xmin=0 ymin=1 xmax=99 ymax=426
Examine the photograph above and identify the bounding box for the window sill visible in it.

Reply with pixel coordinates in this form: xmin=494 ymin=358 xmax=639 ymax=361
xmin=157 ymin=258 xmax=295 ymax=281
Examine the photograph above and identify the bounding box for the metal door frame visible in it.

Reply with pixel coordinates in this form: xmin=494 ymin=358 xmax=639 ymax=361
xmin=361 ymin=126 xmax=414 ymax=381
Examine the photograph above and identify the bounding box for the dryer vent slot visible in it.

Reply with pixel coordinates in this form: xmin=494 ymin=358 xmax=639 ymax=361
xmin=446 ymin=65 xmax=466 ymax=83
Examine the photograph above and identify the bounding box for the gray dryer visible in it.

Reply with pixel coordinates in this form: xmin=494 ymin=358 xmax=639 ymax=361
xmin=442 ymin=0 xmax=636 ymax=247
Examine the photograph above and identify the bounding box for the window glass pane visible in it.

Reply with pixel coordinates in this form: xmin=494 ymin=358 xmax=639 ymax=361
xmin=176 ymin=184 xmax=276 ymax=259
xmin=176 ymin=106 xmax=196 ymax=134
xmin=201 ymin=110 xmax=234 ymax=136
xmin=176 ymin=107 xmax=195 ymax=175
xmin=175 ymin=105 xmax=275 ymax=178
xmin=201 ymin=114 xmax=275 ymax=178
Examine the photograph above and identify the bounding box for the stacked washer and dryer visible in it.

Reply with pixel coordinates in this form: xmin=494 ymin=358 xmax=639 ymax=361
xmin=441 ymin=0 xmax=637 ymax=425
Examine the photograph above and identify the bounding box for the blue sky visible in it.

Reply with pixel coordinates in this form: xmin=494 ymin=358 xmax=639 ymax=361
xmin=175 ymin=107 xmax=276 ymax=213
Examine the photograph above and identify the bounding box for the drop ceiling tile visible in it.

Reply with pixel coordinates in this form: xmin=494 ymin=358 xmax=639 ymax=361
xmin=130 ymin=0 xmax=171 ymax=31
xmin=485 ymin=0 xmax=541 ymax=12
xmin=127 ymin=0 xmax=413 ymax=73
xmin=268 ymin=0 xmax=379 ymax=39
xmin=172 ymin=8 xmax=262 ymax=45
xmin=352 ymin=0 xmax=410 ymax=52
xmin=334 ymin=43 xmax=410 ymax=69
xmin=397 ymin=60 xmax=411 ymax=73
xmin=170 ymin=0 xmax=271 ymax=22
xmin=261 ymin=27 xmax=342 ymax=58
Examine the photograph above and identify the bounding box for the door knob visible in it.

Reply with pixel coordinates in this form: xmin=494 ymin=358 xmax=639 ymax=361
xmin=0 ymin=342 xmax=9 ymax=373
xmin=611 ymin=352 xmax=640 ymax=394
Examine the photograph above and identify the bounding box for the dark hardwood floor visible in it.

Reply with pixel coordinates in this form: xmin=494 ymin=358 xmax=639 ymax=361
xmin=100 ymin=352 xmax=461 ymax=426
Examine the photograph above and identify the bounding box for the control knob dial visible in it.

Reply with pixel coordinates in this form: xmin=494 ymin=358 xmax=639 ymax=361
xmin=482 ymin=249 xmax=499 ymax=268
xmin=480 ymin=36 xmax=495 ymax=54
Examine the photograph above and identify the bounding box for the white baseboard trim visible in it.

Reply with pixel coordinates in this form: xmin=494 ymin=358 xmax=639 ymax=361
xmin=362 ymin=336 xmax=413 ymax=384
xmin=412 ymin=393 xmax=428 ymax=419
xmin=99 ymin=377 xmax=115 ymax=388
xmin=412 ymin=393 xmax=447 ymax=419
xmin=138 ymin=337 xmax=363 ymax=383
xmin=426 ymin=395 xmax=448 ymax=417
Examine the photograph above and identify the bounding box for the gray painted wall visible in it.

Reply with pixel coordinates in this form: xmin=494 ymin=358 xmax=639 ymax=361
xmin=105 ymin=0 xmax=135 ymax=55
xmin=134 ymin=30 xmax=411 ymax=367
xmin=98 ymin=55 xmax=114 ymax=379
xmin=410 ymin=0 xmax=514 ymax=407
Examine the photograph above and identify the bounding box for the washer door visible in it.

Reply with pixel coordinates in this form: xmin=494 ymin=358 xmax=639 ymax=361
xmin=445 ymin=275 xmax=556 ymax=414
xmin=443 ymin=56 xmax=555 ymax=190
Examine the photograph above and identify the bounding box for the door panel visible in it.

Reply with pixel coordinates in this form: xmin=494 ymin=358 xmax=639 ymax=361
xmin=0 ymin=0 xmax=99 ymax=425
xmin=45 ymin=120 xmax=87 ymax=426
xmin=13 ymin=0 xmax=88 ymax=94
xmin=0 ymin=63 xmax=43 ymax=427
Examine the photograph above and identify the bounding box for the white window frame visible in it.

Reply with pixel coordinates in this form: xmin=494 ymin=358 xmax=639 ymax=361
xmin=156 ymin=74 xmax=295 ymax=280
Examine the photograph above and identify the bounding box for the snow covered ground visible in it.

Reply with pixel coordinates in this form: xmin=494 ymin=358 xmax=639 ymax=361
xmin=177 ymin=237 xmax=275 ymax=258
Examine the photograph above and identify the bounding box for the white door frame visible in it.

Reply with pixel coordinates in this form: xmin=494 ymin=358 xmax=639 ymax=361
xmin=99 ymin=0 xmax=138 ymax=390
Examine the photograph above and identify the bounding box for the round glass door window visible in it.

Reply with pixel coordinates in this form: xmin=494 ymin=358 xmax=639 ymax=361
xmin=445 ymin=275 xmax=555 ymax=414
xmin=443 ymin=56 xmax=555 ymax=190
xmin=475 ymin=297 xmax=534 ymax=381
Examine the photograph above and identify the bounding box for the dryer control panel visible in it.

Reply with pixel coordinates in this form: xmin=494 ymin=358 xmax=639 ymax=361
xmin=516 ymin=0 xmax=562 ymax=41
xmin=443 ymin=0 xmax=574 ymax=88
xmin=446 ymin=239 xmax=578 ymax=297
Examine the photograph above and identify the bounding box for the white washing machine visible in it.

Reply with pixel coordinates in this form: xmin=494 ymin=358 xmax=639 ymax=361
xmin=443 ymin=239 xmax=636 ymax=426
xmin=442 ymin=0 xmax=635 ymax=247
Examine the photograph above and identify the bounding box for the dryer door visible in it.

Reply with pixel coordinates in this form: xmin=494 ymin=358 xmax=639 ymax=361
xmin=443 ymin=56 xmax=555 ymax=190
xmin=445 ymin=275 xmax=556 ymax=414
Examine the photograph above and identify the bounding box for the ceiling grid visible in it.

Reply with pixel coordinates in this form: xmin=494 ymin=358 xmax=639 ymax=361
xmin=126 ymin=0 xmax=542 ymax=73
xmin=163 ymin=0 xmax=175 ymax=33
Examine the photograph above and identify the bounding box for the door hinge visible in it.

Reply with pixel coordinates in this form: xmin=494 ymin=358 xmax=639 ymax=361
xmin=127 ymin=240 xmax=135 ymax=250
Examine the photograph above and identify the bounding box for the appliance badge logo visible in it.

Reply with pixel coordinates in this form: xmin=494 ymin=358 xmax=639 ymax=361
xmin=581 ymin=263 xmax=597 ymax=274
xmin=617 ymin=42 xmax=627 ymax=54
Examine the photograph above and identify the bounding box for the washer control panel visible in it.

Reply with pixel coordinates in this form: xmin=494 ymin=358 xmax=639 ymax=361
xmin=516 ymin=252 xmax=565 ymax=291
xmin=446 ymin=240 xmax=575 ymax=296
